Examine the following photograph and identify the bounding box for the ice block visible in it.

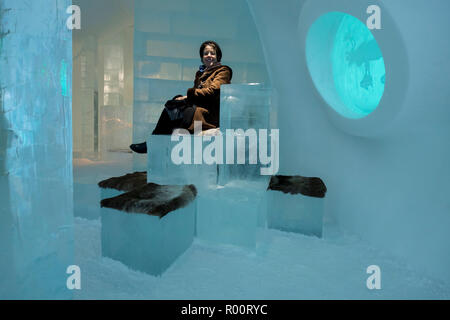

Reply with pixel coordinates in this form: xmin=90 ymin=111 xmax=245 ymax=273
xmin=147 ymin=134 xmax=217 ymax=190
xmin=0 ymin=0 xmax=73 ymax=299
xmin=74 ymin=182 xmax=101 ymax=220
xmin=100 ymin=183 xmax=197 ymax=276
xmin=196 ymin=181 xmax=267 ymax=249
xmin=220 ymin=84 xmax=272 ymax=130
xmin=218 ymin=84 xmax=275 ymax=185
xmin=267 ymin=175 xmax=327 ymax=238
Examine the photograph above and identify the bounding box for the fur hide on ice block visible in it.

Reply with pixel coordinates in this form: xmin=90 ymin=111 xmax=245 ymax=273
xmin=267 ymin=175 xmax=327 ymax=198
xmin=100 ymin=178 xmax=197 ymax=276
xmin=100 ymin=183 xmax=197 ymax=218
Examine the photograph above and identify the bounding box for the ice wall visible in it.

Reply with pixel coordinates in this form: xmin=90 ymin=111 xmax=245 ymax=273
xmin=0 ymin=0 xmax=73 ymax=298
xmin=133 ymin=0 xmax=269 ymax=169
xmin=73 ymin=34 xmax=98 ymax=158
xmin=248 ymin=0 xmax=450 ymax=283
xmin=73 ymin=0 xmax=134 ymax=160
xmin=99 ymin=31 xmax=134 ymax=155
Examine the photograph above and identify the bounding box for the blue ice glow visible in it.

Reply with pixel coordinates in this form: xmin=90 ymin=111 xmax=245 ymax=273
xmin=306 ymin=12 xmax=385 ymax=119
xmin=60 ymin=59 xmax=68 ymax=97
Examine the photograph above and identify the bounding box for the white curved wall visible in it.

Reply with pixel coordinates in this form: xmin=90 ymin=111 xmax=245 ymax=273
xmin=248 ymin=0 xmax=450 ymax=283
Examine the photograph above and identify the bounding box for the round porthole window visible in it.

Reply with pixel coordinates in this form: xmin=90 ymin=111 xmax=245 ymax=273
xmin=306 ymin=12 xmax=386 ymax=119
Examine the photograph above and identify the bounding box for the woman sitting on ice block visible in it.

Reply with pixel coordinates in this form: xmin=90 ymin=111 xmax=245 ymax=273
xmin=130 ymin=40 xmax=233 ymax=154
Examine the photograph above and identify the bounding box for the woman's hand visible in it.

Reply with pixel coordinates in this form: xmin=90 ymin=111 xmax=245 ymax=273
xmin=175 ymin=95 xmax=187 ymax=101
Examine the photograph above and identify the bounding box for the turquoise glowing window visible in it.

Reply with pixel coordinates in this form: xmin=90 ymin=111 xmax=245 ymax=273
xmin=306 ymin=12 xmax=385 ymax=119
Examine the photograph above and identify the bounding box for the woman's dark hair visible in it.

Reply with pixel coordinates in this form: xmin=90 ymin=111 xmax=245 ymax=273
xmin=199 ymin=40 xmax=222 ymax=62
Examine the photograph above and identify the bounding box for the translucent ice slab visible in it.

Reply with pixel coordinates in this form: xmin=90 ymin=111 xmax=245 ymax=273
xmin=217 ymin=129 xmax=276 ymax=184
xmin=74 ymin=182 xmax=101 ymax=220
xmin=267 ymin=191 xmax=324 ymax=237
xmin=266 ymin=176 xmax=327 ymax=238
xmin=196 ymin=181 xmax=267 ymax=249
xmin=0 ymin=0 xmax=73 ymax=299
xmin=220 ymin=84 xmax=272 ymax=131
xmin=147 ymin=134 xmax=217 ymax=190
xmin=218 ymin=84 xmax=276 ymax=185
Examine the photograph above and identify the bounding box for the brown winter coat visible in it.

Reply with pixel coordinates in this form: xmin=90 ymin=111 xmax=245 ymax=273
xmin=186 ymin=64 xmax=232 ymax=132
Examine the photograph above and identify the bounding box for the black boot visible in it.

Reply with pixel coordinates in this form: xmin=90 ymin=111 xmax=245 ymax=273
xmin=130 ymin=142 xmax=147 ymax=154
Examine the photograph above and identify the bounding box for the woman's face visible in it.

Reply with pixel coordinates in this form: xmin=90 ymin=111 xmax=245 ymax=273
xmin=202 ymin=45 xmax=218 ymax=68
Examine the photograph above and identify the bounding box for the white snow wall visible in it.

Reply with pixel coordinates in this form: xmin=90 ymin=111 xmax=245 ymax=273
xmin=0 ymin=0 xmax=73 ymax=298
xmin=248 ymin=0 xmax=450 ymax=284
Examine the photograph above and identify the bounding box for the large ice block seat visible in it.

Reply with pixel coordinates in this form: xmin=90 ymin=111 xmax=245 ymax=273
xmin=100 ymin=182 xmax=197 ymax=276
xmin=267 ymin=175 xmax=327 ymax=237
xmin=146 ymin=84 xmax=273 ymax=187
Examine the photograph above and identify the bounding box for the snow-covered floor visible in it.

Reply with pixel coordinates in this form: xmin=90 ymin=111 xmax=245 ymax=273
xmin=73 ymin=154 xmax=450 ymax=300
xmin=74 ymin=217 xmax=450 ymax=300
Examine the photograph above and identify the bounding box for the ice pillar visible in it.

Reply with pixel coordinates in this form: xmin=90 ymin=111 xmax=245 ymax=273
xmin=0 ymin=0 xmax=73 ymax=299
